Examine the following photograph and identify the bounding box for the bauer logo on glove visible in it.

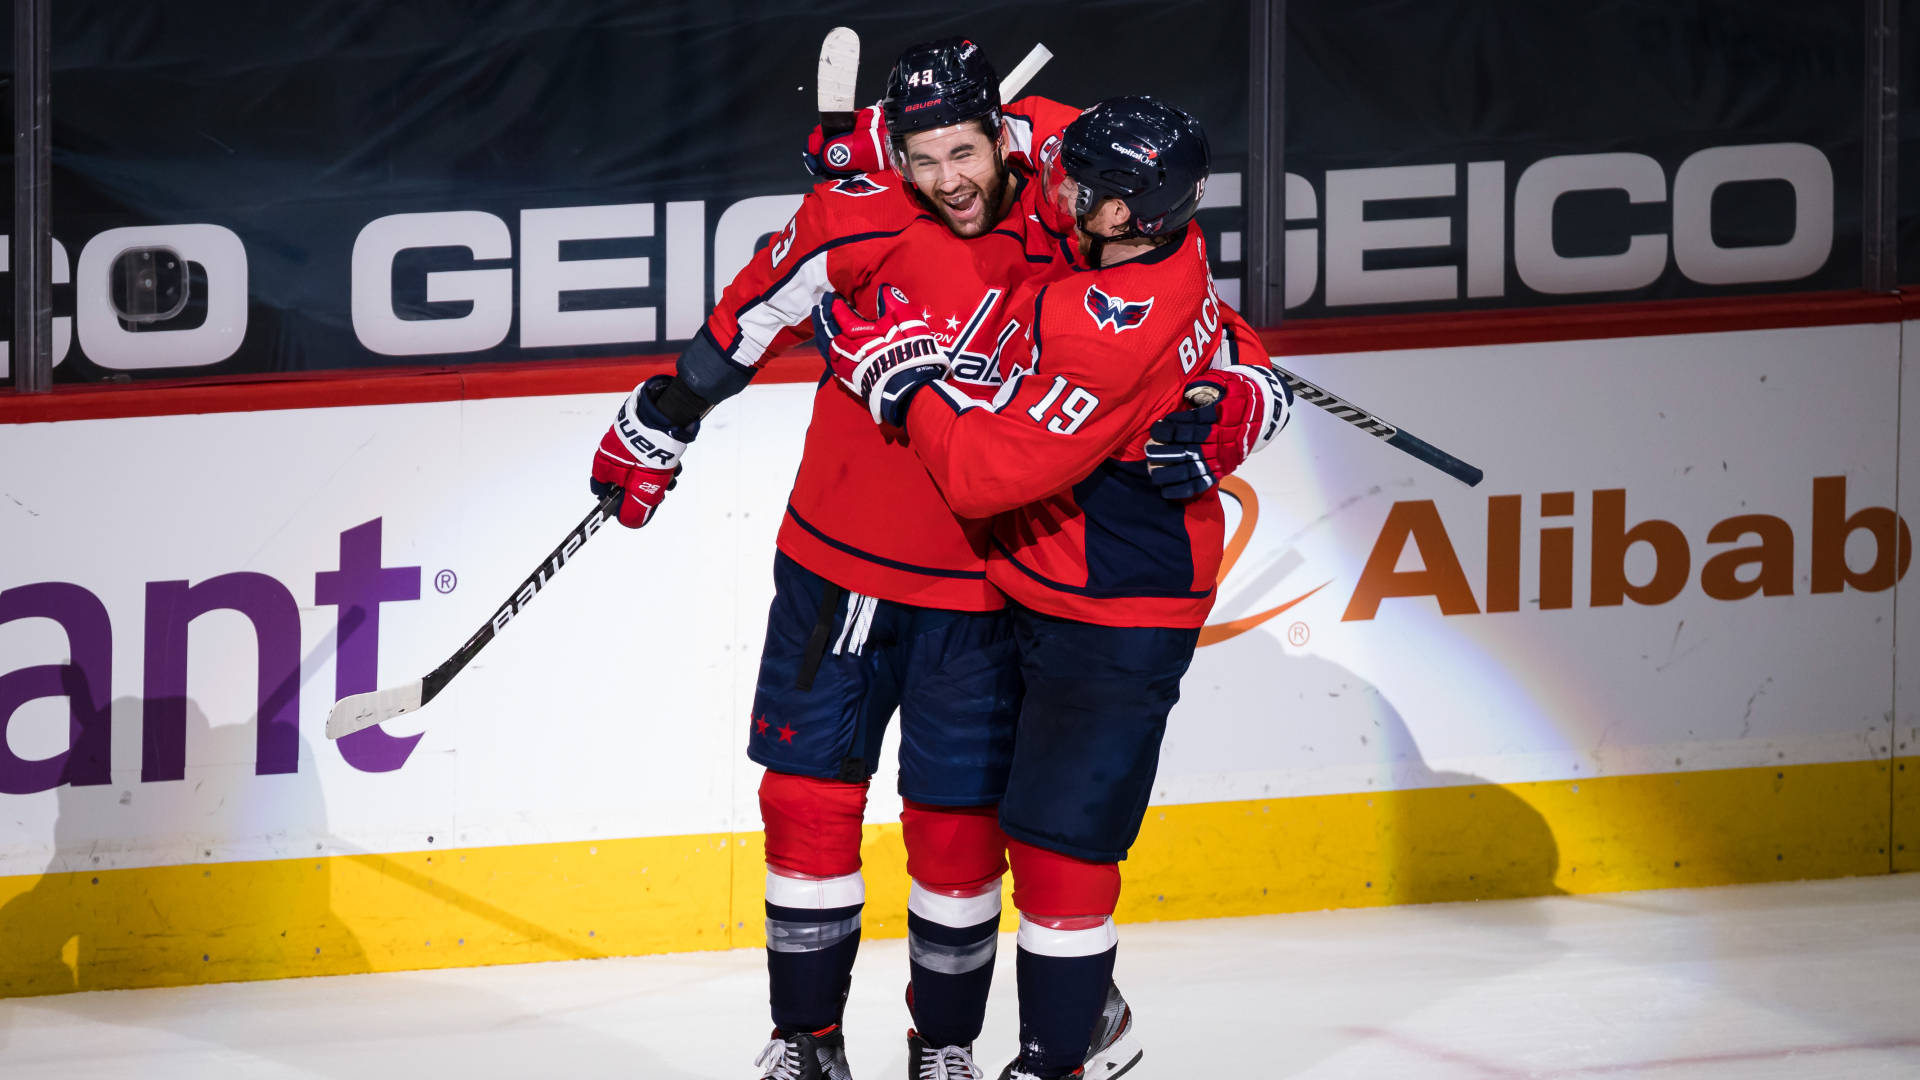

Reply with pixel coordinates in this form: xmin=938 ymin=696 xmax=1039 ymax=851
xmin=590 ymin=374 xmax=701 ymax=528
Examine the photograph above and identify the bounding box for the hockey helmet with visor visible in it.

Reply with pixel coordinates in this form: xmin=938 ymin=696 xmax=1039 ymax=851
xmin=882 ymin=37 xmax=1003 ymax=166
xmin=1043 ymin=96 xmax=1211 ymax=239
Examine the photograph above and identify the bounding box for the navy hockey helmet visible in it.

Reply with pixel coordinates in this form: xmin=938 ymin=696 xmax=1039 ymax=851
xmin=882 ymin=38 xmax=1002 ymax=160
xmin=1051 ymin=96 xmax=1211 ymax=238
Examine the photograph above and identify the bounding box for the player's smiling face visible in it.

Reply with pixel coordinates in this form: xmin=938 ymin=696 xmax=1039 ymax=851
xmin=901 ymin=122 xmax=1010 ymax=238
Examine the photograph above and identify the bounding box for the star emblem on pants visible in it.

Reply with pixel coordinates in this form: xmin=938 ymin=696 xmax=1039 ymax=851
xmin=777 ymin=723 xmax=797 ymax=744
xmin=754 ymin=715 xmax=770 ymax=735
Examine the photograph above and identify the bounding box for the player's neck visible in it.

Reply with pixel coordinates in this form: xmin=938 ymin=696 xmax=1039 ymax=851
xmin=1077 ymin=231 xmax=1168 ymax=268
xmin=1096 ymin=236 xmax=1159 ymax=267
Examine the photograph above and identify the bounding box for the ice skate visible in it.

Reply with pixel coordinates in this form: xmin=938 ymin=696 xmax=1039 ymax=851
xmin=993 ymin=1064 xmax=1080 ymax=1080
xmin=1081 ymin=982 xmax=1142 ymax=1078
xmin=755 ymin=1024 xmax=854 ymax=1080
xmin=908 ymin=1029 xmax=987 ymax=1079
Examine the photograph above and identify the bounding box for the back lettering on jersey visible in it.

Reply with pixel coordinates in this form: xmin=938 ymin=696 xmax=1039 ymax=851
xmin=1174 ymin=283 xmax=1225 ymax=373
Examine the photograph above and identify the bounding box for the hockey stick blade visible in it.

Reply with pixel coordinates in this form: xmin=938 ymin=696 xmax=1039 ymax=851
xmin=1273 ymin=366 xmax=1484 ymax=487
xmin=326 ymin=682 xmax=423 ymax=740
xmin=818 ymin=27 xmax=860 ymax=134
xmin=999 ymin=43 xmax=1052 ymax=100
xmin=324 ymin=486 xmax=624 ymax=740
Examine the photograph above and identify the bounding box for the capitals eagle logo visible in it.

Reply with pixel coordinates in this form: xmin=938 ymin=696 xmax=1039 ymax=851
xmin=1084 ymin=285 xmax=1153 ymax=333
xmin=831 ymin=174 xmax=887 ymax=197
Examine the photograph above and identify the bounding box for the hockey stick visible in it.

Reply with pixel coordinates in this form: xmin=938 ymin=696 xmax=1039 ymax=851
xmin=818 ymin=26 xmax=860 ymax=135
xmin=999 ymin=43 xmax=1052 ymax=100
xmin=1271 ymin=366 xmax=1482 ymax=486
xmin=821 ymin=32 xmax=1049 ymax=127
xmin=1186 ymin=367 xmax=1483 ymax=486
xmin=324 ymin=486 xmax=624 ymax=740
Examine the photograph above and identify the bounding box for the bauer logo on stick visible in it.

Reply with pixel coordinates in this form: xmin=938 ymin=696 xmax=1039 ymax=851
xmin=1084 ymin=285 xmax=1153 ymax=333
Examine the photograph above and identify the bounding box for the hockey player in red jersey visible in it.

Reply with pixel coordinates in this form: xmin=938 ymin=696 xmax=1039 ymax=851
xmin=818 ymin=97 xmax=1289 ymax=1080
xmin=590 ymin=39 xmax=1092 ymax=1080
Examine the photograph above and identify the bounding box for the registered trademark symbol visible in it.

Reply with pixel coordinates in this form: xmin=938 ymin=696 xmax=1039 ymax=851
xmin=1287 ymin=621 xmax=1310 ymax=647
xmin=434 ymin=569 xmax=458 ymax=594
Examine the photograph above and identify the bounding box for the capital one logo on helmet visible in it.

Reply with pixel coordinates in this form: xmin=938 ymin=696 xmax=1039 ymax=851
xmin=1339 ymin=476 xmax=1912 ymax=621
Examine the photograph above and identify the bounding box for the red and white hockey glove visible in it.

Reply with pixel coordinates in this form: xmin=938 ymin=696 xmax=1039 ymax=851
xmin=813 ymin=284 xmax=950 ymax=427
xmin=1145 ymin=363 xmax=1293 ymax=500
xmin=804 ymin=106 xmax=889 ymax=177
xmin=590 ymin=374 xmax=700 ymax=528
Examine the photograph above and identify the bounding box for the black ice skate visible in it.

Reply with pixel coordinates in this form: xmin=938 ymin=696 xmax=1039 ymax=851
xmin=996 ymin=981 xmax=1141 ymax=1080
xmin=907 ymin=1029 xmax=987 ymax=1079
xmin=1081 ymin=982 xmax=1142 ymax=1078
xmin=993 ymin=1064 xmax=1080 ymax=1080
xmin=755 ymin=1024 xmax=854 ymax=1080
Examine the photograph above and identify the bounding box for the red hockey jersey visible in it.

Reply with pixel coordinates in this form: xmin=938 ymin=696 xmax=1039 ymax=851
xmin=903 ymin=226 xmax=1263 ymax=629
xmin=693 ymin=96 xmax=1082 ymax=610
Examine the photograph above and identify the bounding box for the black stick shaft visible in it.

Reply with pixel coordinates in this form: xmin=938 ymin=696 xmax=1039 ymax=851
xmin=418 ymin=487 xmax=624 ymax=707
xmin=1273 ymin=366 xmax=1483 ymax=487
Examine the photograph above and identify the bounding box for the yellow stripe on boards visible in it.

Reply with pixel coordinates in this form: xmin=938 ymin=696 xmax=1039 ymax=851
xmin=0 ymin=757 xmax=1900 ymax=998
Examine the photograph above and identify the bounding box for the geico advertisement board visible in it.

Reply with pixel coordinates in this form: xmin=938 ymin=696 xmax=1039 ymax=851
xmin=0 ymin=322 xmax=1905 ymax=875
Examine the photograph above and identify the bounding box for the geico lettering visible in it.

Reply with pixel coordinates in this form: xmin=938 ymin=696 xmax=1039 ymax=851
xmin=353 ymin=211 xmax=515 ymax=356
xmin=520 ymin=204 xmax=656 ymax=349
xmin=75 ymin=224 xmax=249 ymax=371
xmin=350 ymin=197 xmax=724 ymax=360
xmin=1287 ymin=142 xmax=1834 ymax=310
xmin=0 ymin=235 xmax=74 ymax=377
xmin=1341 ymin=476 xmax=1911 ymax=622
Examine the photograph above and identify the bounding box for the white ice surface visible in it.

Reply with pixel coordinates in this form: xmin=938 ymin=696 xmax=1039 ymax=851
xmin=1 ymin=875 xmax=1916 ymax=1078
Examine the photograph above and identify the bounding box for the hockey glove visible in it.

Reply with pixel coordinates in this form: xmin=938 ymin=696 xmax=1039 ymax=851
xmin=1145 ymin=363 xmax=1293 ymax=500
xmin=804 ymin=106 xmax=889 ymax=177
xmin=590 ymin=374 xmax=701 ymax=528
xmin=813 ymin=284 xmax=950 ymax=427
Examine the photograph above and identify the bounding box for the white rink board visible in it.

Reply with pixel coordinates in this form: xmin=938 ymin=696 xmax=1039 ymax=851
xmin=0 ymin=320 xmax=1905 ymax=875
xmin=1169 ymin=320 xmax=1902 ymax=803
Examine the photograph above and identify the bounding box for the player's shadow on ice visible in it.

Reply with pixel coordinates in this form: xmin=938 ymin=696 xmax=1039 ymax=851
xmin=1164 ymin=627 xmax=1564 ymax=910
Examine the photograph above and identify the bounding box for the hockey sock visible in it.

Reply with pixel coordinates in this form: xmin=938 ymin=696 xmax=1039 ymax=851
xmin=1013 ymin=914 xmax=1119 ymax=1077
xmin=906 ymin=877 xmax=1002 ymax=1047
xmin=764 ymin=869 xmax=865 ymax=1034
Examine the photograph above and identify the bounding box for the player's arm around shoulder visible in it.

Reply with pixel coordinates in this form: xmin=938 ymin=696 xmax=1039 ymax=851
xmin=899 ymin=281 xmax=1166 ymax=518
xmin=1144 ymin=294 xmax=1296 ymax=500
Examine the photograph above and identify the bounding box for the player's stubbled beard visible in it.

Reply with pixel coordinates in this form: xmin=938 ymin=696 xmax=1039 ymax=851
xmin=927 ymin=156 xmax=1010 ymax=238
xmin=905 ymin=124 xmax=1014 ymax=239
